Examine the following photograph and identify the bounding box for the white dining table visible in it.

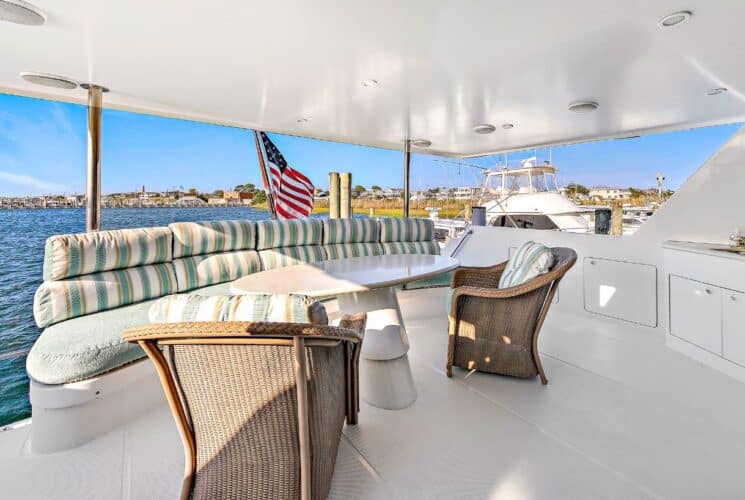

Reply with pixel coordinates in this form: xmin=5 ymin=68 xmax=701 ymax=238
xmin=230 ymin=253 xmax=459 ymax=410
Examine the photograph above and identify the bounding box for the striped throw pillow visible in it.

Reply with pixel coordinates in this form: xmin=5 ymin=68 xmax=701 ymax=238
xmin=498 ymin=241 xmax=554 ymax=288
xmin=148 ymin=293 xmax=328 ymax=325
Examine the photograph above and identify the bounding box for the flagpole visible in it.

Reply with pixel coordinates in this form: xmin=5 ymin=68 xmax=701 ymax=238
xmin=253 ymin=130 xmax=277 ymax=219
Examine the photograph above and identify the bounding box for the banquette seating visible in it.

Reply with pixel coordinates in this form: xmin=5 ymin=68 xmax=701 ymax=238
xmin=26 ymin=217 xmax=438 ymax=452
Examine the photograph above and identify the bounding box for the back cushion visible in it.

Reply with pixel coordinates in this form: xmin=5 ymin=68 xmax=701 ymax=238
xmin=324 ymin=242 xmax=383 ymax=260
xmin=322 ymin=218 xmax=379 ymax=244
xmin=255 ymin=219 xmax=323 ymax=250
xmin=149 ymin=293 xmax=328 ymax=325
xmin=43 ymin=227 xmax=172 ymax=281
xmin=499 ymin=241 xmax=554 ymax=288
xmin=379 ymin=218 xmax=435 ymax=243
xmin=169 ymin=220 xmax=256 ymax=258
xmin=172 ymin=251 xmax=262 ymax=292
xmin=381 ymin=241 xmax=440 ymax=256
xmin=259 ymin=245 xmax=327 ymax=270
xmin=34 ymin=263 xmax=177 ymax=327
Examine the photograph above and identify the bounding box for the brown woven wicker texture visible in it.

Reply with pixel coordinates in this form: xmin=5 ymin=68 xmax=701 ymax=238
xmin=447 ymin=247 xmax=577 ymax=384
xmin=124 ymin=315 xmax=365 ymax=500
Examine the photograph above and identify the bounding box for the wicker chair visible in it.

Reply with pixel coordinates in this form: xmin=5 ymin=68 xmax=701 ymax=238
xmin=446 ymin=247 xmax=576 ymax=384
xmin=123 ymin=314 xmax=366 ymax=500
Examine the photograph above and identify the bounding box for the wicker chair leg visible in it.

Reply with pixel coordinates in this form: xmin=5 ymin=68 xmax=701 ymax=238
xmin=293 ymin=337 xmax=312 ymax=500
xmin=533 ymin=348 xmax=548 ymax=385
xmin=446 ymin=316 xmax=457 ymax=378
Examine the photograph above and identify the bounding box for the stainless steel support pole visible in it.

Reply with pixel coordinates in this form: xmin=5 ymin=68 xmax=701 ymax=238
xmin=86 ymin=86 xmax=103 ymax=232
xmin=403 ymin=140 xmax=411 ymax=219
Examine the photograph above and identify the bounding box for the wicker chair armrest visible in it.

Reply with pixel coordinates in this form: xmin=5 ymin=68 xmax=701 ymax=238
xmin=451 ymin=261 xmax=508 ymax=289
xmin=123 ymin=321 xmax=364 ymax=344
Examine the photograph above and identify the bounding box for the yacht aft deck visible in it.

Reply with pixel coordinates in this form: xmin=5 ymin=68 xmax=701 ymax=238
xmin=2 ymin=287 xmax=744 ymax=500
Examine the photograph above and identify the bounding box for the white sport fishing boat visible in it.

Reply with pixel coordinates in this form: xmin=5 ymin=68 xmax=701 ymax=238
xmin=1 ymin=2 xmax=745 ymax=499
xmin=478 ymin=159 xmax=590 ymax=232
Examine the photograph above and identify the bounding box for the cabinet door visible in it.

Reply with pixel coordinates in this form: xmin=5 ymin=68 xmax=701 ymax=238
xmin=584 ymin=258 xmax=657 ymax=326
xmin=669 ymin=276 xmax=722 ymax=354
xmin=723 ymin=290 xmax=745 ymax=366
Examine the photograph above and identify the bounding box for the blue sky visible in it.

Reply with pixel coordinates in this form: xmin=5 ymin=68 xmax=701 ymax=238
xmin=0 ymin=92 xmax=741 ymax=196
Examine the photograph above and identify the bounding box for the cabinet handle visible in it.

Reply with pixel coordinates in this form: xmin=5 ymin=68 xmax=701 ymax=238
xmin=732 ymin=294 xmax=737 ymax=301
xmin=705 ymin=288 xmax=712 ymax=295
xmin=589 ymin=260 xmax=596 ymax=265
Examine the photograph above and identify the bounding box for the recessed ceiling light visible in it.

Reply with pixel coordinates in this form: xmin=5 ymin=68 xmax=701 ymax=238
xmin=411 ymin=139 xmax=432 ymax=147
xmin=473 ymin=124 xmax=496 ymax=134
xmin=658 ymin=10 xmax=692 ymax=28
xmin=79 ymin=83 xmax=110 ymax=92
xmin=0 ymin=0 xmax=45 ymax=26
xmin=568 ymin=100 xmax=599 ymax=113
xmin=20 ymin=72 xmax=78 ymax=90
xmin=502 ymin=123 xmax=514 ymax=130
xmin=362 ymin=79 xmax=378 ymax=87
xmin=706 ymin=87 xmax=728 ymax=96
xmin=296 ymin=118 xmax=308 ymax=123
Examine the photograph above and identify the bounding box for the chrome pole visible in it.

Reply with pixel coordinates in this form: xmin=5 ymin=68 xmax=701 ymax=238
xmin=86 ymin=85 xmax=103 ymax=231
xmin=403 ymin=139 xmax=411 ymax=218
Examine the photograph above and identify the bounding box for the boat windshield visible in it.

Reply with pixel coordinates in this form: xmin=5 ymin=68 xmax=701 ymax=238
xmin=483 ymin=169 xmax=559 ymax=196
xmin=532 ymin=173 xmax=559 ymax=193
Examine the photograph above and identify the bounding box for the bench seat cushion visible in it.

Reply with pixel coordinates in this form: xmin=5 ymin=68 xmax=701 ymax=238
xmin=324 ymin=242 xmax=383 ymax=260
xmin=26 ymin=282 xmax=236 ymax=385
xmin=27 ymin=298 xmax=159 ymax=385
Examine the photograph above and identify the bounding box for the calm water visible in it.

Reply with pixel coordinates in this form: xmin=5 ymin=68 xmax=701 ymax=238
xmin=0 ymin=207 xmax=277 ymax=427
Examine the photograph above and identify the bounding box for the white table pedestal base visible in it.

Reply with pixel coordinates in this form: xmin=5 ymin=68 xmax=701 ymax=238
xmin=337 ymin=286 xmax=417 ymax=410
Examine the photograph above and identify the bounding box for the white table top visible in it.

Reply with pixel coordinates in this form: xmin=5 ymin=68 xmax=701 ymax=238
xmin=230 ymin=254 xmax=459 ymax=296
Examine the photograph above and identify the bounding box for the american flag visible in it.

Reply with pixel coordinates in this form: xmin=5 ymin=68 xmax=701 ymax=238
xmin=260 ymin=132 xmax=315 ymax=219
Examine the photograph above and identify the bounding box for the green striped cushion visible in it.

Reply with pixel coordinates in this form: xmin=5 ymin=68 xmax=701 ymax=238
xmin=172 ymin=250 xmax=262 ymax=292
xmin=324 ymin=242 xmax=383 ymax=260
xmin=255 ymin=219 xmax=323 ymax=250
xmin=43 ymin=228 xmax=172 ymax=280
xmin=499 ymin=241 xmax=554 ymax=288
xmin=378 ymin=218 xmax=435 ymax=243
xmin=148 ymin=293 xmax=328 ymax=325
xmin=381 ymin=241 xmax=440 ymax=255
xmin=258 ymin=245 xmax=327 ymax=269
xmin=169 ymin=220 xmax=256 ymax=258
xmin=322 ymin=218 xmax=379 ymax=244
xmin=33 ymin=263 xmax=177 ymax=328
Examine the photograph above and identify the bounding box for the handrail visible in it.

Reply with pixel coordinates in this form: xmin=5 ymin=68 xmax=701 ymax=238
xmin=451 ymin=228 xmax=474 ymax=258
xmin=0 ymin=349 xmax=30 ymax=362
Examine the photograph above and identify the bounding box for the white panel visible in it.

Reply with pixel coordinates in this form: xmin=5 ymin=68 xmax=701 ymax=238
xmin=669 ymin=276 xmax=722 ymax=355
xmin=723 ymin=289 xmax=745 ymax=367
xmin=583 ymin=257 xmax=657 ymax=327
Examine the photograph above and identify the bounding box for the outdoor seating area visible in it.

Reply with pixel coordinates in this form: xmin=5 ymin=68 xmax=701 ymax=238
xmin=28 ymin=217 xmax=439 ymax=387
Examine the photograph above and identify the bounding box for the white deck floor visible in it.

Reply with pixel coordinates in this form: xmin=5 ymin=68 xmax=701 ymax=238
xmin=2 ymin=287 xmax=745 ymax=499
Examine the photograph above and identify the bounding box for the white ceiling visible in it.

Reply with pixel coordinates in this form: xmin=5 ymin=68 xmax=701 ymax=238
xmin=1 ymin=0 xmax=744 ymax=157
